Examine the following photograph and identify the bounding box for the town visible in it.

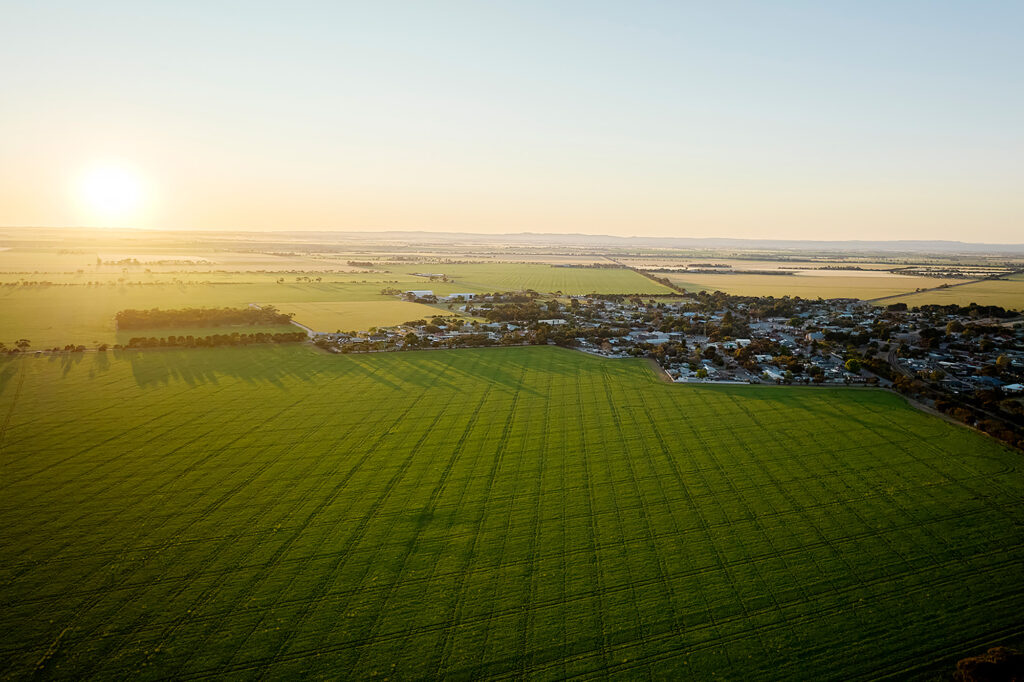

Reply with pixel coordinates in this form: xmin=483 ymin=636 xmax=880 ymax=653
xmin=311 ymin=287 xmax=1024 ymax=450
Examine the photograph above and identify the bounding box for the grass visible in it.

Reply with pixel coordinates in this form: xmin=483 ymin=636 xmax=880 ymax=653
xmin=2 ymin=346 xmax=1023 ymax=679
xmin=281 ymin=300 xmax=446 ymax=332
xmin=663 ymin=272 xmax=960 ymax=300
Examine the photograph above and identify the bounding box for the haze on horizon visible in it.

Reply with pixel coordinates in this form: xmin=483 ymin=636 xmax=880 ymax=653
xmin=1 ymin=1 xmax=1022 ymax=242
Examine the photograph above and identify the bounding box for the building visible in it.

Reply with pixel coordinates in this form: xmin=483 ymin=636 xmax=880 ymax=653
xmin=404 ymin=290 xmax=434 ymax=298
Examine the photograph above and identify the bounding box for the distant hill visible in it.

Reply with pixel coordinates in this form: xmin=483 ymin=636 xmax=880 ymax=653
xmin=4 ymin=226 xmax=1024 ymax=256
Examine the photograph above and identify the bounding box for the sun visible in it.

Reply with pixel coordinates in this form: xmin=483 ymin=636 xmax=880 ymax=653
xmin=77 ymin=163 xmax=148 ymax=224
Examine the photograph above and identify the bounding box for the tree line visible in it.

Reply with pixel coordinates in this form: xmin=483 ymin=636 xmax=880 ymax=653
xmin=115 ymin=306 xmax=294 ymax=330
xmin=125 ymin=331 xmax=307 ymax=348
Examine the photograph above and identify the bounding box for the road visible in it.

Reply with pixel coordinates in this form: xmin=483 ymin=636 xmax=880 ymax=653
xmin=887 ymin=348 xmax=914 ymax=378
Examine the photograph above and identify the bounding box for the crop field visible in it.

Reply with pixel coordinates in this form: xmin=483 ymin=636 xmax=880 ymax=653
xmin=886 ymin=275 xmax=1024 ymax=311
xmin=281 ymin=300 xmax=446 ymax=332
xmin=0 ymin=245 xmax=673 ymax=347
xmin=0 ymin=282 xmax=401 ymax=348
xmin=662 ymin=271 xmax=958 ymax=300
xmin=2 ymin=346 xmax=1023 ymax=679
xmin=392 ymin=263 xmax=672 ymax=295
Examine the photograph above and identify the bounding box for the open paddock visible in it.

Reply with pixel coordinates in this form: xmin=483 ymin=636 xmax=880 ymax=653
xmin=1 ymin=346 xmax=1021 ymax=679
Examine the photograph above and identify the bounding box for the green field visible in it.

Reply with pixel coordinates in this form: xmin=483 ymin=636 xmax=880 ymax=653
xmin=663 ymin=272 xmax=959 ymax=300
xmin=282 ymin=300 xmax=445 ymax=332
xmin=2 ymin=346 xmax=1023 ymax=679
xmin=0 ymin=282 xmax=385 ymax=348
xmin=885 ymin=275 xmax=1024 ymax=311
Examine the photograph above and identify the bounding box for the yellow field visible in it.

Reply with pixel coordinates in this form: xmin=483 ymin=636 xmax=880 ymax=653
xmin=392 ymin=263 xmax=670 ymax=295
xmin=281 ymin=300 xmax=444 ymax=332
xmin=886 ymin=275 xmax=1024 ymax=310
xmin=621 ymin=257 xmax=903 ymax=271
xmin=663 ymin=272 xmax=958 ymax=299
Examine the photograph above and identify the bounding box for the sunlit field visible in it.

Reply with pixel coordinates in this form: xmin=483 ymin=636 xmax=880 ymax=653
xmin=663 ymin=271 xmax=960 ymax=301
xmin=0 ymin=282 xmax=385 ymax=348
xmin=281 ymin=300 xmax=446 ymax=332
xmin=0 ymin=239 xmax=672 ymax=347
xmin=886 ymin=274 xmax=1024 ymax=311
xmin=390 ymin=263 xmax=672 ymax=295
xmin=2 ymin=346 xmax=1022 ymax=679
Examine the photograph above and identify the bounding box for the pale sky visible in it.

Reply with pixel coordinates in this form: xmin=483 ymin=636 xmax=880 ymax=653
xmin=1 ymin=1 xmax=1022 ymax=241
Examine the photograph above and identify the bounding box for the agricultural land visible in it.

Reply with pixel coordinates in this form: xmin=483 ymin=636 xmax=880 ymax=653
xmin=2 ymin=346 xmax=1023 ymax=679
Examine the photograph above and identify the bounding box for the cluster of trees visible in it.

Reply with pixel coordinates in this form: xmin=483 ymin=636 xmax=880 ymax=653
xmin=481 ymin=301 xmax=550 ymax=323
xmin=686 ymin=290 xmax=813 ymax=319
xmin=917 ymin=302 xmax=1020 ymax=318
xmin=0 ymin=339 xmax=32 ymax=354
xmin=115 ymin=306 xmax=294 ymax=330
xmin=889 ymin=301 xmax=1020 ymax=318
xmin=125 ymin=331 xmax=307 ymax=348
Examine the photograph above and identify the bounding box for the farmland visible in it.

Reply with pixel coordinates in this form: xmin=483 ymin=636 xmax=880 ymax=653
xmin=2 ymin=346 xmax=1023 ymax=679
xmin=280 ymin=300 xmax=446 ymax=332
xmin=0 ymin=238 xmax=670 ymax=347
xmin=884 ymin=274 xmax=1024 ymax=310
xmin=662 ymin=271 xmax=960 ymax=301
xmin=389 ymin=263 xmax=672 ymax=295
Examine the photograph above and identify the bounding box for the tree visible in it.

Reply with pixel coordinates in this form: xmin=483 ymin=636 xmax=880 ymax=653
xmin=995 ymin=354 xmax=1011 ymax=371
xmin=954 ymin=646 xmax=1024 ymax=682
xmin=844 ymin=358 xmax=861 ymax=373
xmin=946 ymin=320 xmax=964 ymax=334
xmin=695 ymin=368 xmax=708 ymax=379
xmin=15 ymin=339 xmax=30 ymax=351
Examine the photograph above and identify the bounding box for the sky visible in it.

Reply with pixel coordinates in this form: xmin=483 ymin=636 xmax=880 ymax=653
xmin=1 ymin=1 xmax=1022 ymax=241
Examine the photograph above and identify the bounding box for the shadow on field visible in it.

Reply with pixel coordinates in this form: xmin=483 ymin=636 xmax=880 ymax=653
xmin=46 ymin=350 xmax=85 ymax=377
xmin=0 ymin=359 xmax=18 ymax=394
xmin=120 ymin=347 xmax=323 ymax=388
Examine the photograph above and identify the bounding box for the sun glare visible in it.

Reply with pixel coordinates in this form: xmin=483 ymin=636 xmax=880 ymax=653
xmin=77 ymin=163 xmax=147 ymax=224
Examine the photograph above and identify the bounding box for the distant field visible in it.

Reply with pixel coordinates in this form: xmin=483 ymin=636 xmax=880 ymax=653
xmin=2 ymin=346 xmax=1022 ymax=679
xmin=884 ymin=275 xmax=1024 ymax=311
xmin=393 ymin=263 xmax=672 ymax=295
xmin=0 ymin=258 xmax=669 ymax=346
xmin=282 ymin=300 xmax=444 ymax=332
xmin=0 ymin=246 xmax=669 ymax=295
xmin=621 ymin=257 xmax=904 ymax=271
xmin=0 ymin=282 xmax=407 ymax=347
xmin=663 ymin=271 xmax=957 ymax=300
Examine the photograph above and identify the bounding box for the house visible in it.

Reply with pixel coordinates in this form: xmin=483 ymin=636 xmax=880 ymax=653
xmin=445 ymin=293 xmax=476 ymax=301
xmin=1003 ymin=383 xmax=1023 ymax=394
xmin=538 ymin=319 xmax=567 ymax=325
xmin=404 ymin=290 xmax=433 ymax=298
